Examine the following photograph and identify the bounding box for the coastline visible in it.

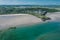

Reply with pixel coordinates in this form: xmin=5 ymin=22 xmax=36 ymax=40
xmin=0 ymin=14 xmax=42 ymax=30
xmin=46 ymin=12 xmax=60 ymax=22
xmin=0 ymin=12 xmax=60 ymax=30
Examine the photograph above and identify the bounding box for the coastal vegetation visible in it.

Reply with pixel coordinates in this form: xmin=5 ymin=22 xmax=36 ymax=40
xmin=0 ymin=5 xmax=59 ymax=21
xmin=0 ymin=5 xmax=60 ymax=15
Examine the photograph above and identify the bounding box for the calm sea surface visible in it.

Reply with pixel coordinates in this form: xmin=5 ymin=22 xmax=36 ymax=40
xmin=0 ymin=21 xmax=60 ymax=40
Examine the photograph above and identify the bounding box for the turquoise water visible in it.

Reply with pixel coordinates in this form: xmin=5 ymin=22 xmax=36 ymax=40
xmin=0 ymin=22 xmax=60 ymax=40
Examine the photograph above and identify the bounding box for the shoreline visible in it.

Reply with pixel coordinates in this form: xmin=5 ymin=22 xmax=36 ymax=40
xmin=0 ymin=14 xmax=42 ymax=30
xmin=0 ymin=12 xmax=60 ymax=30
xmin=46 ymin=12 xmax=60 ymax=22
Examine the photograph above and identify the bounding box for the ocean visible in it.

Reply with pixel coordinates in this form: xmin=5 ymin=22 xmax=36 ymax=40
xmin=0 ymin=21 xmax=60 ymax=40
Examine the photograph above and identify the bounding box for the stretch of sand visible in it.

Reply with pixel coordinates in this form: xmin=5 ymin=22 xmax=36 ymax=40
xmin=0 ymin=14 xmax=42 ymax=30
xmin=46 ymin=12 xmax=60 ymax=22
xmin=0 ymin=12 xmax=60 ymax=30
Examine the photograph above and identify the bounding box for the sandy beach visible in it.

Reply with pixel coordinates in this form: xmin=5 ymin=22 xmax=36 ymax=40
xmin=0 ymin=14 xmax=42 ymax=30
xmin=0 ymin=12 xmax=60 ymax=30
xmin=46 ymin=12 xmax=60 ymax=22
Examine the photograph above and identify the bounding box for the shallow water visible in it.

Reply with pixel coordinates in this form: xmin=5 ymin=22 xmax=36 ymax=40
xmin=0 ymin=21 xmax=60 ymax=40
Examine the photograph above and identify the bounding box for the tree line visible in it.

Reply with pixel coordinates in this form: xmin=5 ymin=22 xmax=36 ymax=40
xmin=0 ymin=7 xmax=59 ymax=14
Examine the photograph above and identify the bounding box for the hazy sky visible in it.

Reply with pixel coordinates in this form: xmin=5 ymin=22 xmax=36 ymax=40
xmin=0 ymin=0 xmax=60 ymax=5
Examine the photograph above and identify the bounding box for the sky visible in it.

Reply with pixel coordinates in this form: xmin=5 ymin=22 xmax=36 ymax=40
xmin=0 ymin=0 xmax=60 ymax=5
